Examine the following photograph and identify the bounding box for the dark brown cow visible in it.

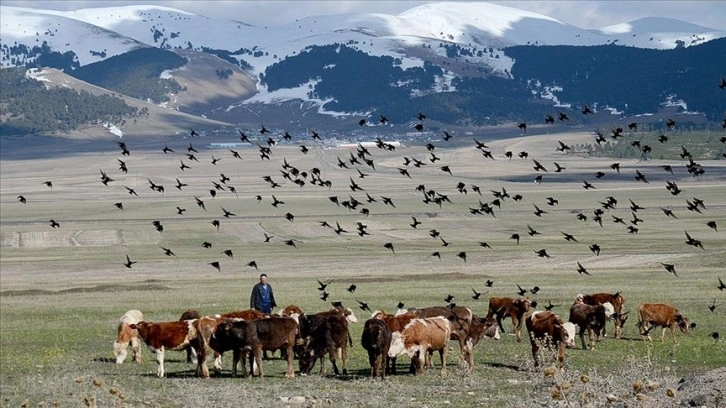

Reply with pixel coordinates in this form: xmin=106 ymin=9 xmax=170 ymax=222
xmin=637 ymin=303 xmax=689 ymax=343
xmin=209 ymin=317 xmax=298 ymax=378
xmin=388 ymin=317 xmax=452 ymax=376
xmin=568 ymin=303 xmax=608 ymax=350
xmin=580 ymin=292 xmax=626 ymax=338
xmin=130 ymin=319 xmax=206 ymax=378
xmin=113 ymin=309 xmax=143 ymax=364
xmin=525 ymin=311 xmax=576 ymax=370
xmin=209 ymin=309 xmax=267 ymax=374
xmin=179 ymin=309 xmax=201 ymax=364
xmin=486 ymin=297 xmax=533 ymax=342
xmin=361 ymin=318 xmax=392 ymax=379
xmin=298 ymin=314 xmax=349 ymax=376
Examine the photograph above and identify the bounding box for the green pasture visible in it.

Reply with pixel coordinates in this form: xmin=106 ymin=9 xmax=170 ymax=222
xmin=1 ymin=131 xmax=724 ymax=407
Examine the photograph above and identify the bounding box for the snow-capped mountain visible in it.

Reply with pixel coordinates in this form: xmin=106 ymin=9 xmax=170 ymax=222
xmin=2 ymin=3 xmax=722 ymax=72
xmin=1 ymin=2 xmax=724 ymax=136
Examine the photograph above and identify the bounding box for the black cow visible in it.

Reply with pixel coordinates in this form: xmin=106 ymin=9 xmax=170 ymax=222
xmin=361 ymin=318 xmax=392 ymax=379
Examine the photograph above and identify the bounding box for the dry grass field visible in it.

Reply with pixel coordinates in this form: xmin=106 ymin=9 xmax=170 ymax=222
xmin=1 ymin=129 xmax=725 ymax=407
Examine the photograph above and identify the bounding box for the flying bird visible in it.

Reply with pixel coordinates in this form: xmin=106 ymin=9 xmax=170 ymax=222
xmin=485 ymin=280 xmax=494 ymax=287
xmin=161 ymin=247 xmax=176 ymax=257
xmin=471 ymin=288 xmax=485 ymax=300
xmin=708 ymin=298 xmax=718 ymax=313
xmin=661 ymin=263 xmax=678 ymax=277
xmin=444 ymin=294 xmax=454 ymax=303
xmin=123 ymin=254 xmax=136 ymax=269
xmin=347 ymin=284 xmax=357 ymax=293
xmin=384 ymin=242 xmax=395 ymax=254
xmin=718 ymin=277 xmax=726 ymax=291
xmin=516 ymin=284 xmax=528 ymax=296
xmin=222 ymin=249 xmax=234 ymax=258
xmin=457 ymin=252 xmax=467 ymax=262
xmin=246 ymin=261 xmax=258 ymax=270
xmin=706 ymin=221 xmax=718 ymax=232
xmin=49 ymin=219 xmax=60 ymax=228
xmin=202 ymin=241 xmax=212 ymax=249
xmin=356 ymin=299 xmax=372 ymax=312
xmin=17 ymin=195 xmax=26 ymax=204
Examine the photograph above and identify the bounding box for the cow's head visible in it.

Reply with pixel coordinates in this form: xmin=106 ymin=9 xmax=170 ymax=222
xmin=344 ymin=308 xmax=358 ymax=323
xmin=675 ymin=314 xmax=689 ymax=334
xmin=113 ymin=340 xmax=128 ymax=364
xmin=387 ymin=332 xmax=408 ymax=358
xmin=297 ymin=347 xmax=316 ymax=375
xmin=561 ymin=322 xmax=577 ymax=348
xmin=482 ymin=317 xmax=500 ymax=340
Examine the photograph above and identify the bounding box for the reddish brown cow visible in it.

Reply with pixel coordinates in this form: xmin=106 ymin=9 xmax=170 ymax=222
xmin=361 ymin=318 xmax=392 ymax=379
xmin=637 ymin=303 xmax=689 ymax=343
xmin=130 ymin=319 xmax=205 ymax=378
xmin=525 ymin=311 xmax=576 ymax=370
xmin=580 ymin=292 xmax=626 ymax=338
xmin=113 ymin=309 xmax=143 ymax=364
xmin=486 ymin=297 xmax=533 ymax=342
xmin=568 ymin=303 xmax=607 ymax=350
xmin=388 ymin=317 xmax=452 ymax=376
xmin=209 ymin=317 xmax=298 ymax=378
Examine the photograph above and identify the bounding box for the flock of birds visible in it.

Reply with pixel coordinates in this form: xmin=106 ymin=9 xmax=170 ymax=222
xmin=11 ymin=82 xmax=726 ymax=342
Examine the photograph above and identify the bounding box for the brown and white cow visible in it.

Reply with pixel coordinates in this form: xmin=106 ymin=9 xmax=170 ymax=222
xmin=361 ymin=318 xmax=392 ymax=379
xmin=409 ymin=306 xmax=475 ymax=368
xmin=388 ymin=316 xmax=452 ymax=376
xmin=568 ymin=303 xmax=608 ymax=350
xmin=277 ymin=304 xmax=304 ymax=317
xmin=298 ymin=313 xmax=349 ymax=376
xmin=179 ymin=309 xmax=201 ymax=364
xmin=525 ymin=311 xmax=576 ymax=370
xmin=371 ymin=310 xmax=418 ymax=374
xmin=113 ymin=309 xmax=143 ymax=364
xmin=486 ymin=297 xmax=533 ymax=342
xmin=637 ymin=303 xmax=689 ymax=343
xmin=130 ymin=319 xmax=205 ymax=378
xmin=209 ymin=317 xmax=298 ymax=378
xmin=579 ymin=292 xmax=627 ymax=338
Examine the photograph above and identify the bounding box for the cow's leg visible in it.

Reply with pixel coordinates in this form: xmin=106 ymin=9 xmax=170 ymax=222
xmin=439 ymin=347 xmax=447 ymax=377
xmin=329 ymin=349 xmax=340 ymax=376
xmin=155 ymin=347 xmax=165 ymax=378
xmin=557 ymin=344 xmax=566 ymax=370
xmin=231 ymin=349 xmax=240 ymax=377
xmin=513 ymin=317 xmax=522 ymax=342
xmin=131 ymin=337 xmax=141 ymax=363
xmin=368 ymin=350 xmax=377 ymax=379
xmin=254 ymin=347 xmax=264 ymax=377
xmin=214 ymin=351 xmax=223 ymax=375
xmin=340 ymin=344 xmax=348 ymax=375
xmin=531 ymin=342 xmax=540 ymax=368
xmin=195 ymin=345 xmax=210 ymax=378
xmin=416 ymin=348 xmax=426 ymax=375
xmin=285 ymin=344 xmax=295 ymax=378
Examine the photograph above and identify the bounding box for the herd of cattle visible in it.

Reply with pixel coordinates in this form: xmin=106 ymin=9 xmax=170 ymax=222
xmin=114 ymin=292 xmax=690 ymax=379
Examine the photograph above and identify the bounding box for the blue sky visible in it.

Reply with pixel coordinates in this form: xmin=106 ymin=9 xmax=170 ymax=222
xmin=3 ymin=1 xmax=725 ymax=31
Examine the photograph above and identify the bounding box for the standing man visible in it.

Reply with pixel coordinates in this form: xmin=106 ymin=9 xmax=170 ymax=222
xmin=250 ymin=273 xmax=277 ymax=315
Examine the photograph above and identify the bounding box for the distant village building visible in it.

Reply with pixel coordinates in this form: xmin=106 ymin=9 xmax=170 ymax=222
xmin=208 ymin=142 xmax=251 ymax=149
